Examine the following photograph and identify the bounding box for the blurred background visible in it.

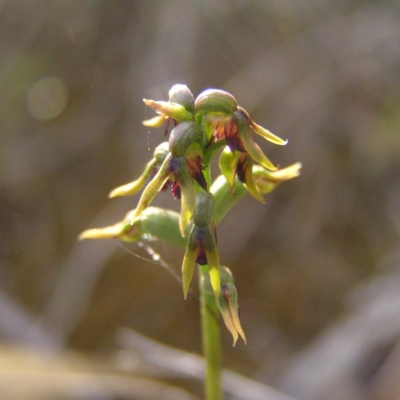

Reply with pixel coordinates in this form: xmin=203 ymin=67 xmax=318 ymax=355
xmin=1 ymin=1 xmax=400 ymax=399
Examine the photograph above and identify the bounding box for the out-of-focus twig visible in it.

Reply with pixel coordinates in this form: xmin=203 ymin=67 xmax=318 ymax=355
xmin=116 ymin=328 xmax=298 ymax=400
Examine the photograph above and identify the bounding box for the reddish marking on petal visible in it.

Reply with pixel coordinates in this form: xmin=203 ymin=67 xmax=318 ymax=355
xmin=171 ymin=180 xmax=181 ymax=199
xmin=186 ymin=157 xmax=207 ymax=191
xmin=196 ymin=247 xmax=208 ymax=265
xmin=236 ymin=158 xmax=247 ymax=183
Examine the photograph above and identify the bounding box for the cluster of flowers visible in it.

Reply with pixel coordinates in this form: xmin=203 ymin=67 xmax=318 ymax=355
xmin=80 ymin=84 xmax=301 ymax=345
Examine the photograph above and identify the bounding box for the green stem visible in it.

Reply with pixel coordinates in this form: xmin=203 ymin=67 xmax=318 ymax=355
xmin=199 ymin=264 xmax=222 ymax=400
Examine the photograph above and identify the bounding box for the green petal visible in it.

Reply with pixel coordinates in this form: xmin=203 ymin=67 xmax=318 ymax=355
xmin=218 ymin=147 xmax=238 ymax=189
xmin=132 ymin=153 xmax=172 ymax=219
xmin=242 ymin=157 xmax=265 ymax=203
xmin=237 ymin=107 xmax=287 ymax=146
xmin=233 ymin=111 xmax=277 ymax=171
xmin=171 ymin=157 xmax=196 ymax=236
xmin=109 ymin=159 xmax=157 ymax=198
xmin=251 ymin=121 xmax=288 ymax=145
xmin=79 ymin=210 xmax=141 ymax=242
xmin=142 ymin=114 xmax=166 ymax=128
xmin=252 ymin=162 xmax=302 ymax=194
xmin=78 ymin=223 xmax=125 ymax=240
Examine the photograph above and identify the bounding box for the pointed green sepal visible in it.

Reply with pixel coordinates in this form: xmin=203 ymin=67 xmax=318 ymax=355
xmin=251 ymin=121 xmax=287 ymax=145
xmin=233 ymin=110 xmax=277 ymax=171
xmin=78 ymin=210 xmax=141 ymax=242
xmin=253 ymin=162 xmax=302 ymax=194
xmin=132 ymin=153 xmax=172 ymax=219
xmin=78 ymin=222 xmax=126 ymax=241
xmin=238 ymin=107 xmax=287 ymax=145
xmin=109 ymin=159 xmax=157 ymax=198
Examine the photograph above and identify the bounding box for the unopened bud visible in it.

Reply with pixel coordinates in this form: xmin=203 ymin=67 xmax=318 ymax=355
xmin=169 ymin=84 xmax=195 ymax=114
xmin=194 ymin=89 xmax=237 ymax=123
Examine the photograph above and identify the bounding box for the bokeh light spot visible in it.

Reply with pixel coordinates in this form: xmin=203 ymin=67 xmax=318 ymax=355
xmin=26 ymin=76 xmax=68 ymax=121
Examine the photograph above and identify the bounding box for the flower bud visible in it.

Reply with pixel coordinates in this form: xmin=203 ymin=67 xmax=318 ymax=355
xmin=169 ymin=121 xmax=204 ymax=157
xmin=194 ymin=89 xmax=237 ymax=123
xmin=217 ymin=266 xmax=246 ymax=346
xmin=168 ymin=84 xmax=195 ymax=114
xmin=193 ymin=191 xmax=214 ymax=228
xmin=153 ymin=142 xmax=170 ymax=163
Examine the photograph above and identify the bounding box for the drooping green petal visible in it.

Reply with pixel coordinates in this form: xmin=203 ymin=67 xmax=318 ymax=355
xmin=182 ymin=225 xmax=200 ymax=299
xmin=132 ymin=153 xmax=172 ymax=219
xmin=241 ymin=156 xmax=265 ymax=203
xmin=218 ymin=147 xmax=238 ymax=189
xmin=170 ymin=156 xmax=196 ymax=236
xmin=143 ymin=99 xmax=193 ymax=122
xmin=109 ymin=158 xmax=157 ymax=198
xmin=237 ymin=107 xmax=287 ymax=146
xmin=233 ymin=110 xmax=277 ymax=171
